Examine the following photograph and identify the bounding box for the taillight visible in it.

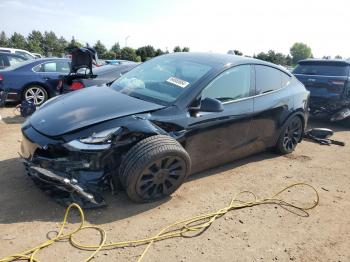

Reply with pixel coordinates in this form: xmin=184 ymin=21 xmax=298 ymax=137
xmin=70 ymin=81 xmax=84 ymax=90
xmin=0 ymin=74 xmax=3 ymax=81
xmin=57 ymin=79 xmax=63 ymax=90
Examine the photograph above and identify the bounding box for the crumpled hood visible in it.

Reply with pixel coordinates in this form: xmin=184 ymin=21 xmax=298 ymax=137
xmin=29 ymin=85 xmax=165 ymax=137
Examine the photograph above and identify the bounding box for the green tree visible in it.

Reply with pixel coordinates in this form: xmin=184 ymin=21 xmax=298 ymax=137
xmin=173 ymin=46 xmax=182 ymax=52
xmin=9 ymin=32 xmax=27 ymax=49
xmin=0 ymin=31 xmax=9 ymax=47
xmin=136 ymin=45 xmax=156 ymax=61
xmin=120 ymin=47 xmax=138 ymax=61
xmin=57 ymin=36 xmax=68 ymax=57
xmin=290 ymin=42 xmax=312 ymax=64
xmin=335 ymin=55 xmax=342 ymax=59
xmin=110 ymin=42 xmax=121 ymax=59
xmin=67 ymin=36 xmax=82 ymax=50
xmin=254 ymin=50 xmax=287 ymax=65
xmin=254 ymin=52 xmax=269 ymax=61
xmin=26 ymin=30 xmax=43 ymax=54
xmin=93 ymin=40 xmax=107 ymax=58
xmin=104 ymin=51 xmax=116 ymax=59
xmin=182 ymin=47 xmax=190 ymax=52
xmin=42 ymin=31 xmax=59 ymax=56
xmin=155 ymin=48 xmax=164 ymax=56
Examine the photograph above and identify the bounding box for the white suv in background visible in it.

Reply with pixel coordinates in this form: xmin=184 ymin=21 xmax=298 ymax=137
xmin=0 ymin=47 xmax=37 ymax=60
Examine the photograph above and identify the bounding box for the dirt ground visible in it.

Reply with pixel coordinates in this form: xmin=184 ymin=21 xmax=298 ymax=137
xmin=0 ymin=106 xmax=349 ymax=262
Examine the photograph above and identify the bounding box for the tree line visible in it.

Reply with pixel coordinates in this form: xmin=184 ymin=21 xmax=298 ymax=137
xmin=0 ymin=30 xmax=190 ymax=62
xmin=0 ymin=31 xmax=344 ymax=65
xmin=229 ymin=43 xmax=344 ymax=66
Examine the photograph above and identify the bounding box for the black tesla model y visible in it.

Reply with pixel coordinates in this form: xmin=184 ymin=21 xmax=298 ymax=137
xmin=20 ymin=52 xmax=309 ymax=207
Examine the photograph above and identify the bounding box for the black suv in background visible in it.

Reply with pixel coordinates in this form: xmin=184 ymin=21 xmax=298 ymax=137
xmin=293 ymin=59 xmax=350 ymax=122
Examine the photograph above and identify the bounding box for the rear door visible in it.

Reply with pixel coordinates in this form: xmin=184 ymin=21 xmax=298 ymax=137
xmin=251 ymin=65 xmax=294 ymax=151
xmin=293 ymin=61 xmax=349 ymax=100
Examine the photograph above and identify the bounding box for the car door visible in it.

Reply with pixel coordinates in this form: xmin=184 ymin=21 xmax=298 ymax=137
xmin=184 ymin=65 xmax=255 ymax=173
xmin=251 ymin=65 xmax=294 ymax=151
xmin=33 ymin=60 xmax=70 ymax=96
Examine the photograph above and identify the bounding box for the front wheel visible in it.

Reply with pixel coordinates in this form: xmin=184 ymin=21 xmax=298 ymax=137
xmin=119 ymin=135 xmax=191 ymax=203
xmin=275 ymin=116 xmax=303 ymax=154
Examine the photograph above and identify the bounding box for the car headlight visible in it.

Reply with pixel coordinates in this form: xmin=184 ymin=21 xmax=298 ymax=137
xmin=64 ymin=127 xmax=121 ymax=151
xmin=79 ymin=127 xmax=121 ymax=144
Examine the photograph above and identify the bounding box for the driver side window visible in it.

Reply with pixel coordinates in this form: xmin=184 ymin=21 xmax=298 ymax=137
xmin=201 ymin=65 xmax=251 ymax=103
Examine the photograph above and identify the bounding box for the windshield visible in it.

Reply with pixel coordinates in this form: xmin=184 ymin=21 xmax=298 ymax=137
xmin=110 ymin=55 xmax=212 ymax=104
xmin=293 ymin=63 xmax=349 ymax=76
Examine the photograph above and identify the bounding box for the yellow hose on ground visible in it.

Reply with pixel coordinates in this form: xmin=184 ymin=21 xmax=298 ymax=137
xmin=0 ymin=183 xmax=319 ymax=262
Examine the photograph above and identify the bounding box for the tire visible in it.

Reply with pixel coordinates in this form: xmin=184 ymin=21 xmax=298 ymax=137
xmin=275 ymin=116 xmax=303 ymax=154
xmin=119 ymin=135 xmax=191 ymax=203
xmin=23 ymin=85 xmax=48 ymax=106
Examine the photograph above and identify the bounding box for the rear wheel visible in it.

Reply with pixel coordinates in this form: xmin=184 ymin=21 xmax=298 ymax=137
xmin=23 ymin=85 xmax=48 ymax=106
xmin=119 ymin=135 xmax=191 ymax=203
xmin=275 ymin=116 xmax=303 ymax=154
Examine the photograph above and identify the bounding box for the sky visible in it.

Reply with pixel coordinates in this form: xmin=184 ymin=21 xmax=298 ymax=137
xmin=1 ymin=0 xmax=349 ymax=58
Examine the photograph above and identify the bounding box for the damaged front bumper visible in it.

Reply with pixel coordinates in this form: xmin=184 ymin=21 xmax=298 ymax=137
xmin=20 ymin=126 xmax=114 ymax=208
xmin=23 ymin=161 xmax=101 ymax=205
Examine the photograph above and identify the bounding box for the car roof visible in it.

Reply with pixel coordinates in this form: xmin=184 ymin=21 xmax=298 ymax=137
xmin=163 ymin=52 xmax=289 ymax=73
xmin=298 ymin=59 xmax=350 ymax=65
xmin=0 ymin=57 xmax=70 ymax=71
xmin=0 ymin=51 xmax=27 ymax=58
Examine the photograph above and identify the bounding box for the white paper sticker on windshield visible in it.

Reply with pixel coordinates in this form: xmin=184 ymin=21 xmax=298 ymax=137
xmin=166 ymin=77 xmax=189 ymax=88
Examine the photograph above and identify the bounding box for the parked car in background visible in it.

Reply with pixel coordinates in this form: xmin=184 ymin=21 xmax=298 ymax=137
xmin=20 ymin=52 xmax=309 ymax=206
xmin=104 ymin=59 xmax=135 ymax=65
xmin=57 ymin=63 xmax=138 ymax=94
xmin=0 ymin=58 xmax=70 ymax=105
xmin=32 ymin=53 xmax=44 ymax=58
xmin=0 ymin=52 xmax=28 ymax=69
xmin=293 ymin=59 xmax=350 ymax=121
xmin=0 ymin=47 xmax=37 ymax=60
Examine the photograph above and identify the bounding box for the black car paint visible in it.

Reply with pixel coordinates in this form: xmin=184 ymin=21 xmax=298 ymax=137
xmin=293 ymin=59 xmax=350 ymax=120
xmin=21 ymin=53 xmax=309 ymax=206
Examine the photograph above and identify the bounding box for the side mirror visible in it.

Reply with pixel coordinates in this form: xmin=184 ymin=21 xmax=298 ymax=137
xmin=198 ymin=97 xmax=224 ymax=112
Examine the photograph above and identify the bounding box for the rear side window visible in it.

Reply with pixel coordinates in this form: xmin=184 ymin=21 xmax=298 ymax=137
xmin=33 ymin=61 xmax=70 ymax=73
xmin=293 ymin=63 xmax=349 ymax=76
xmin=255 ymin=65 xmax=291 ymax=94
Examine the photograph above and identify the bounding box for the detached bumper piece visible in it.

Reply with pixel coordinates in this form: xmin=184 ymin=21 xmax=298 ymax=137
xmin=23 ymin=159 xmax=107 ymax=208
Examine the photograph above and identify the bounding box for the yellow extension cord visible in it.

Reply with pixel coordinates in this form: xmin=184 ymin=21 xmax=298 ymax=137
xmin=0 ymin=183 xmax=319 ymax=262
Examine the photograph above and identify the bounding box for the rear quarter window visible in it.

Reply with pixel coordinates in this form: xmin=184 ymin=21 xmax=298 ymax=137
xmin=255 ymin=65 xmax=291 ymax=94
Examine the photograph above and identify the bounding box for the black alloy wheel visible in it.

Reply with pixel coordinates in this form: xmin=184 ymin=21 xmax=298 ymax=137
xmin=276 ymin=116 xmax=303 ymax=154
xmin=119 ymin=135 xmax=191 ymax=203
xmin=136 ymin=156 xmax=187 ymax=200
